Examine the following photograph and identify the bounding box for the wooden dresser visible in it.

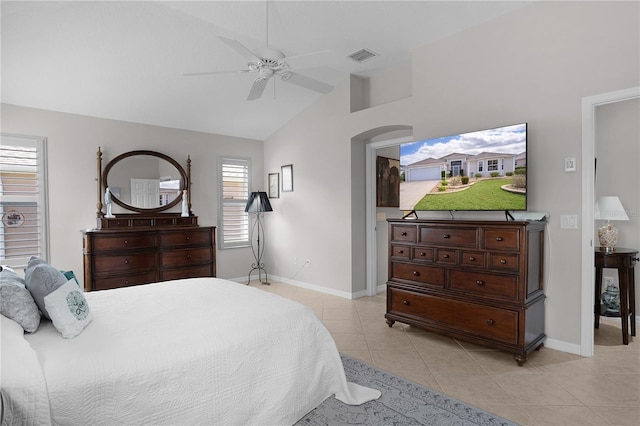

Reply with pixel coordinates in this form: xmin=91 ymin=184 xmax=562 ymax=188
xmin=385 ymin=219 xmax=545 ymax=365
xmin=83 ymin=221 xmax=216 ymax=291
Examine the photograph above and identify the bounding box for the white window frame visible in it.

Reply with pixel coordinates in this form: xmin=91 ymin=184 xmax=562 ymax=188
xmin=217 ymin=156 xmax=251 ymax=249
xmin=0 ymin=133 xmax=49 ymax=269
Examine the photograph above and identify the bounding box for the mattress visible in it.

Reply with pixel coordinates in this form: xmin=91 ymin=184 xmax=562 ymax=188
xmin=3 ymin=277 xmax=380 ymax=425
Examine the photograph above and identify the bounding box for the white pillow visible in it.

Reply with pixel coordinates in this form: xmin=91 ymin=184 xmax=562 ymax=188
xmin=44 ymin=279 xmax=92 ymax=338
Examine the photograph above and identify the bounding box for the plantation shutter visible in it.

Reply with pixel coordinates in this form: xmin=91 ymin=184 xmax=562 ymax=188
xmin=0 ymin=134 xmax=48 ymax=269
xmin=218 ymin=157 xmax=250 ymax=249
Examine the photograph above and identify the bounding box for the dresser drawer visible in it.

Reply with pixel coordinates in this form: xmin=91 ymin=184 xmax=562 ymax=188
xmin=449 ymin=270 xmax=518 ymax=300
xmin=390 ymin=262 xmax=444 ymax=287
xmin=482 ymin=228 xmax=520 ymax=251
xmin=388 ymin=288 xmax=518 ymax=345
xmin=412 ymin=247 xmax=434 ymax=263
xmin=160 ymin=264 xmax=213 ymax=281
xmin=436 ymin=249 xmax=457 ymax=265
xmin=92 ymin=234 xmax=156 ymax=251
xmin=391 ymin=245 xmax=411 ymax=260
xmin=159 ymin=229 xmax=212 ymax=247
xmin=419 ymin=226 xmax=477 ymax=247
xmin=390 ymin=225 xmax=417 ymax=244
xmin=160 ymin=247 xmax=212 ymax=267
xmin=94 ymin=252 xmax=157 ymax=273
xmin=461 ymin=251 xmax=486 ymax=268
xmin=489 ymin=253 xmax=520 ymax=271
xmin=93 ymin=271 xmax=157 ymax=291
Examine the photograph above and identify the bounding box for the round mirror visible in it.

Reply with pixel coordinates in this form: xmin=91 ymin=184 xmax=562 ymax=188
xmin=103 ymin=150 xmax=188 ymax=213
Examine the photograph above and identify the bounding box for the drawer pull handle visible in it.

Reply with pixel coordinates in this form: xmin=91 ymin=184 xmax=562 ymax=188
xmin=401 ymin=232 xmax=408 ymax=237
xmin=487 ymin=319 xmax=495 ymax=326
xmin=476 ymin=280 xmax=485 ymax=286
xmin=443 ymin=234 xmax=451 ymax=239
xmin=403 ymin=300 xmax=410 ymax=306
xmin=398 ymin=250 xmax=404 ymax=254
xmin=186 ymin=254 xmax=191 ymax=259
xmin=420 ymin=252 xmax=426 ymax=256
xmin=495 ymin=237 xmax=503 ymax=241
xmin=443 ymin=254 xmax=450 ymax=259
xmin=124 ymin=280 xmax=130 ymax=285
xmin=500 ymin=259 xmax=507 ymax=264
xmin=123 ymin=240 xmax=128 ymax=245
xmin=469 ymin=256 xmax=476 ymax=261
xmin=412 ymin=271 xmax=420 ymax=277
xmin=186 ymin=236 xmax=191 ymax=241
xmin=124 ymin=260 xmax=129 ymax=264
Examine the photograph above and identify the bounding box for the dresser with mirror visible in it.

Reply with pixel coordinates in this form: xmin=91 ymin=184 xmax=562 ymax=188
xmin=82 ymin=148 xmax=216 ymax=292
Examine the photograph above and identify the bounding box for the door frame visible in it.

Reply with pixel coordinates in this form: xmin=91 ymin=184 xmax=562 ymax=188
xmin=580 ymin=86 xmax=639 ymax=356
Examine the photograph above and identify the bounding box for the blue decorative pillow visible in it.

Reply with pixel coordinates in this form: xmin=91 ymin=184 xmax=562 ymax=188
xmin=24 ymin=256 xmax=69 ymax=319
xmin=61 ymin=270 xmax=80 ymax=287
xmin=0 ymin=268 xmax=41 ymax=332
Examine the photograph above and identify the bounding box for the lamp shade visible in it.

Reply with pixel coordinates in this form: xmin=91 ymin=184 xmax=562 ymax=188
xmin=594 ymin=196 xmax=629 ymax=221
xmin=245 ymin=191 xmax=273 ymax=213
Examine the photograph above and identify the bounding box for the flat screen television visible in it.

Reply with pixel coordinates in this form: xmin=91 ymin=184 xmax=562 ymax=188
xmin=399 ymin=123 xmax=527 ymax=212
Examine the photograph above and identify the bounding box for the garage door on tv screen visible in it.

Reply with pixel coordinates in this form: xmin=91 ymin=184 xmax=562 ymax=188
xmin=399 ymin=123 xmax=527 ymax=212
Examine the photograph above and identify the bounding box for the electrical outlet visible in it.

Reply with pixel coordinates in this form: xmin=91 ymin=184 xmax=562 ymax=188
xmin=293 ymin=257 xmax=297 ymax=265
xmin=604 ymin=277 xmax=615 ymax=287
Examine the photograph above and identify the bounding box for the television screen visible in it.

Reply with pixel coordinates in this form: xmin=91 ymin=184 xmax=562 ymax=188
xmin=399 ymin=123 xmax=527 ymax=211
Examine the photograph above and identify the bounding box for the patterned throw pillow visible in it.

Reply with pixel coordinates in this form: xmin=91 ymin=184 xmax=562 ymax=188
xmin=44 ymin=279 xmax=92 ymax=339
xmin=24 ymin=256 xmax=69 ymax=319
xmin=0 ymin=268 xmax=41 ymax=333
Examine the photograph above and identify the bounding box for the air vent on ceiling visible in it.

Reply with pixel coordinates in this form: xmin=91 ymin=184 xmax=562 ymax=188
xmin=348 ymin=48 xmax=378 ymax=63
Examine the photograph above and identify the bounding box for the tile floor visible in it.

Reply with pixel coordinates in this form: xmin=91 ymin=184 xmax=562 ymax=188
xmin=252 ymin=281 xmax=640 ymax=426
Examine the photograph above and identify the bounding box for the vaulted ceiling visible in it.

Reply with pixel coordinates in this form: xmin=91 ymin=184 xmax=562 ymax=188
xmin=1 ymin=1 xmax=529 ymax=140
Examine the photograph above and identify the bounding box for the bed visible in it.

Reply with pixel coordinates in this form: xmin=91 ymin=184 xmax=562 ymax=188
xmin=1 ymin=277 xmax=381 ymax=425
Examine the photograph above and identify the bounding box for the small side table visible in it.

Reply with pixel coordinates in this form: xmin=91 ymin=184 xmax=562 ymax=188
xmin=594 ymin=247 xmax=639 ymax=344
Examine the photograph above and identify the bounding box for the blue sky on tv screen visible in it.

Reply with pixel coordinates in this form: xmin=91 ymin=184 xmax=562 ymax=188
xmin=400 ymin=123 xmax=527 ymax=166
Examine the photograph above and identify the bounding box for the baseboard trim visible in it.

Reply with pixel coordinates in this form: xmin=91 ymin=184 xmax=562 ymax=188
xmin=543 ymin=338 xmax=582 ymax=356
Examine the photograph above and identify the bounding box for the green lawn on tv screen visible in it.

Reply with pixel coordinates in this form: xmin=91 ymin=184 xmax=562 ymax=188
xmin=413 ymin=178 xmax=526 ymax=211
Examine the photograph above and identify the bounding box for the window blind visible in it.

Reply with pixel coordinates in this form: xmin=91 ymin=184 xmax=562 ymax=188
xmin=218 ymin=157 xmax=250 ymax=249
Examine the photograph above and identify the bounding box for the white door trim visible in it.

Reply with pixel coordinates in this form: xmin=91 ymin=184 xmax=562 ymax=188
xmin=580 ymin=86 xmax=640 ymax=357
xmin=365 ymin=136 xmax=413 ymax=296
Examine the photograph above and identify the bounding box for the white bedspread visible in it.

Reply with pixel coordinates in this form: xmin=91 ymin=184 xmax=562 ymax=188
xmin=11 ymin=278 xmax=380 ymax=425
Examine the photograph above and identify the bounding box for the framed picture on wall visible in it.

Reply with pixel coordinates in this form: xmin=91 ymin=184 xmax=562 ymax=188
xmin=268 ymin=173 xmax=279 ymax=198
xmin=376 ymin=156 xmax=400 ymax=207
xmin=282 ymin=164 xmax=293 ymax=192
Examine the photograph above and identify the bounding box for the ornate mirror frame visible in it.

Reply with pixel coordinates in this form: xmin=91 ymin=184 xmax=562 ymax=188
xmin=96 ymin=148 xmax=193 ymax=226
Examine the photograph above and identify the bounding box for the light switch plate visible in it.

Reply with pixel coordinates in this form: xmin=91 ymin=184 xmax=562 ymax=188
xmin=560 ymin=214 xmax=578 ymax=229
xmin=564 ymin=157 xmax=577 ymax=172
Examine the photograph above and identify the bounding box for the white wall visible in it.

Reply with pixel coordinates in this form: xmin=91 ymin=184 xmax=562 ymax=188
xmin=1 ymin=104 xmax=264 ymax=283
xmin=263 ymin=1 xmax=639 ymax=348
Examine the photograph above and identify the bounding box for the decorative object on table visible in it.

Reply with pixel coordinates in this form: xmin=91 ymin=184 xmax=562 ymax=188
xmin=245 ymin=191 xmax=273 ymax=285
xmin=595 ymin=196 xmax=629 ymax=253
xmin=181 ymin=190 xmax=189 ymax=217
xmin=104 ymin=187 xmax=115 ymax=218
xmin=376 ymin=156 xmax=400 ymax=207
xmin=281 ymin=164 xmax=293 ymax=192
xmin=2 ymin=210 xmax=25 ymax=227
xmin=601 ymin=284 xmax=621 ymax=314
xmin=268 ymin=173 xmax=279 ymax=199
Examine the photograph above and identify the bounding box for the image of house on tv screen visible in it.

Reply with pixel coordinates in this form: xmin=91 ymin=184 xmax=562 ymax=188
xmin=399 ymin=123 xmax=527 ymax=212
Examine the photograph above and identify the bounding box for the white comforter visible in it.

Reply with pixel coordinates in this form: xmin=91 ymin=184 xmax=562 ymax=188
xmin=4 ymin=278 xmax=380 ymax=425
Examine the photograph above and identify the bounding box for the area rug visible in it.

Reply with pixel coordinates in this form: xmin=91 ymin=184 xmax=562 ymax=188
xmin=296 ymin=354 xmax=518 ymax=426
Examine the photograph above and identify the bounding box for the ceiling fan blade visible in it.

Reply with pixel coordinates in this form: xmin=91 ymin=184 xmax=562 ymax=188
xmin=247 ymin=77 xmax=269 ymax=101
xmin=283 ymin=50 xmax=339 ymax=70
xmin=184 ymin=69 xmax=251 ymax=77
xmin=280 ymin=71 xmax=333 ymax=94
xmin=217 ymin=36 xmax=262 ymax=63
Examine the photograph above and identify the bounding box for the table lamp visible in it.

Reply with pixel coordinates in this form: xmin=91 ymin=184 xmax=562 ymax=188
xmin=594 ymin=196 xmax=629 ymax=253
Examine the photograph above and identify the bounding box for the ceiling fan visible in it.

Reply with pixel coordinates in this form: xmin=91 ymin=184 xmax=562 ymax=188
xmin=184 ymin=2 xmax=336 ymax=101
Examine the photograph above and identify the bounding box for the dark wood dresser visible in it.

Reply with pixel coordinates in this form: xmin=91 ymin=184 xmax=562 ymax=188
xmin=83 ymin=218 xmax=216 ymax=291
xmin=385 ymin=219 xmax=545 ymax=365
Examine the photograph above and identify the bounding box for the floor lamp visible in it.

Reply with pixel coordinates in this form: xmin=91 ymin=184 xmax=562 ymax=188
xmin=245 ymin=191 xmax=273 ymax=285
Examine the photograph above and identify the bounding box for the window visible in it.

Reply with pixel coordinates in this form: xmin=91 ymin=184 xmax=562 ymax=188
xmin=478 ymin=161 xmax=483 ymax=172
xmin=217 ymin=157 xmax=250 ymax=249
xmin=0 ymin=134 xmax=49 ymax=269
xmin=488 ymin=159 xmax=499 ymax=171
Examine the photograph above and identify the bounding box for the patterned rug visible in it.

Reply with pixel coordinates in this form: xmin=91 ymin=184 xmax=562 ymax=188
xmin=296 ymin=354 xmax=518 ymax=426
